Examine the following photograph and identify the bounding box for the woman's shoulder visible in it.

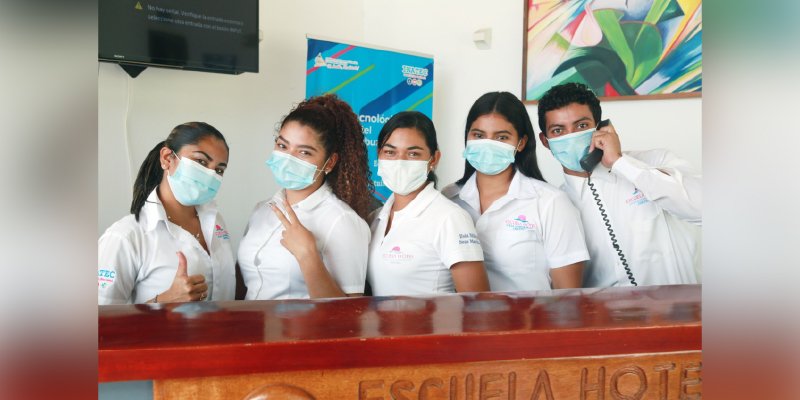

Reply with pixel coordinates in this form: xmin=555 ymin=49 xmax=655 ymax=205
xmin=440 ymin=182 xmax=462 ymax=200
xmin=245 ymin=199 xmax=274 ymax=219
xmin=321 ymin=195 xmax=369 ymax=228
xmin=430 ymin=190 xmax=473 ymax=219
xmin=517 ymin=174 xmax=570 ymax=201
xmin=100 ymin=214 xmax=146 ymax=243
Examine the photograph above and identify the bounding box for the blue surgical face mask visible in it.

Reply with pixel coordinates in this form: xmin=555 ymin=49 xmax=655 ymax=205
xmin=546 ymin=128 xmax=595 ymax=172
xmin=462 ymin=139 xmax=519 ymax=175
xmin=167 ymin=153 xmax=223 ymax=206
xmin=266 ymin=151 xmax=327 ymax=191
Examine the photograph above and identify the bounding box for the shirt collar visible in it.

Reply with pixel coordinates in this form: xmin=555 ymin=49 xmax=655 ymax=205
xmin=377 ymin=181 xmax=438 ymax=221
xmin=141 ymin=188 xmax=219 ymax=233
xmin=142 ymin=189 xmax=167 ymax=232
xmin=455 ymin=169 xmax=539 ymax=211
xmin=561 ymin=164 xmax=617 ymax=197
xmin=506 ymin=169 xmax=538 ymax=199
xmin=402 ymin=182 xmax=439 ymax=218
xmin=562 ymin=173 xmax=588 ymax=198
xmin=457 ymin=174 xmax=480 ymax=212
xmin=271 ymin=183 xmax=332 ymax=212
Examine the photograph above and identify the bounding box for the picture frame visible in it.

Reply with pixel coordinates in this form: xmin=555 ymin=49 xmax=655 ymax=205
xmin=522 ymin=0 xmax=702 ymax=103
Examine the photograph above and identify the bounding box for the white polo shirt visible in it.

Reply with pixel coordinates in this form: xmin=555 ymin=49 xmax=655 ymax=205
xmin=561 ymin=149 xmax=701 ymax=287
xmin=98 ymin=189 xmax=236 ymax=304
xmin=368 ymin=182 xmax=485 ymax=296
xmin=237 ymin=183 xmax=370 ymax=299
xmin=442 ymin=169 xmax=589 ymax=291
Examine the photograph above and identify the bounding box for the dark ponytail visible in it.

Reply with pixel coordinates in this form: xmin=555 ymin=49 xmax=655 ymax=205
xmin=130 ymin=122 xmax=228 ymax=221
xmin=281 ymin=95 xmax=373 ymax=220
xmin=130 ymin=141 xmax=166 ymax=220
xmin=455 ymin=92 xmax=544 ymax=186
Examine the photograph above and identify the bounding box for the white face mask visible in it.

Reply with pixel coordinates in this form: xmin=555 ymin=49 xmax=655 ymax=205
xmin=377 ymin=159 xmax=431 ymax=196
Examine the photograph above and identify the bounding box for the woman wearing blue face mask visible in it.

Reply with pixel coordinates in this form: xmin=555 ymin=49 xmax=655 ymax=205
xmin=441 ymin=92 xmax=588 ymax=291
xmin=367 ymin=111 xmax=490 ymax=296
xmin=237 ymin=94 xmax=373 ymax=299
xmin=98 ymin=122 xmax=235 ymax=304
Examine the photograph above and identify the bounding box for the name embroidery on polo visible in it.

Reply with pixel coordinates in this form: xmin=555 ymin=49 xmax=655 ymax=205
xmin=98 ymin=269 xmax=116 ymax=288
xmin=625 ymin=188 xmax=650 ymax=206
xmin=504 ymin=214 xmax=537 ymax=231
xmin=214 ymin=224 xmax=230 ymax=240
xmin=458 ymin=233 xmax=481 ymax=245
xmin=382 ymin=246 xmax=414 ymax=263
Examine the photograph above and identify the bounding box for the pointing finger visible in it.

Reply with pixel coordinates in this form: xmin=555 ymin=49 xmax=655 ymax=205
xmin=270 ymin=202 xmax=291 ymax=228
xmin=282 ymin=199 xmax=298 ymax=224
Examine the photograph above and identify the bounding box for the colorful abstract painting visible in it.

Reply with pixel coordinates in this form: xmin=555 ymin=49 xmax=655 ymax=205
xmin=523 ymin=0 xmax=702 ymax=102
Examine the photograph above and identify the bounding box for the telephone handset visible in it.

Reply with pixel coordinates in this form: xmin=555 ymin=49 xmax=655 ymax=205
xmin=582 ymin=119 xmax=638 ymax=286
xmin=579 ymin=119 xmax=609 ymax=172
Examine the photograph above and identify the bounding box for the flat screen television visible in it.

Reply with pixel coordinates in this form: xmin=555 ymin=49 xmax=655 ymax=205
xmin=99 ymin=0 xmax=259 ymax=75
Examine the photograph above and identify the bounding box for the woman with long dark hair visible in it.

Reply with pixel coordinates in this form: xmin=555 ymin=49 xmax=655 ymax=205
xmin=237 ymin=94 xmax=373 ymax=299
xmin=98 ymin=122 xmax=235 ymax=304
xmin=442 ymin=92 xmax=588 ymax=290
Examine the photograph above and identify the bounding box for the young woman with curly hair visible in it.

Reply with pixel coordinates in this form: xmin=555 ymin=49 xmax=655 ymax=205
xmin=237 ymin=94 xmax=374 ymax=299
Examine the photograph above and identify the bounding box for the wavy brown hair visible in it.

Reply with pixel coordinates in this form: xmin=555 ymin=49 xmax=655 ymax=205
xmin=281 ymin=94 xmax=373 ymax=220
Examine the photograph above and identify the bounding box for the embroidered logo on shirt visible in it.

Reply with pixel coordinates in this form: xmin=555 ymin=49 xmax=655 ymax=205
xmin=383 ymin=246 xmax=414 ymax=263
xmin=98 ymin=269 xmax=116 ymax=288
xmin=625 ymin=189 xmax=649 ymax=206
xmin=504 ymin=214 xmax=537 ymax=231
xmin=214 ymin=224 xmax=230 ymax=240
xmin=458 ymin=233 xmax=481 ymax=245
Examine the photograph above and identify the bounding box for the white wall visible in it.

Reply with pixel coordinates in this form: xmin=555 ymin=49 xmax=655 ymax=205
xmin=99 ymin=0 xmax=702 ymax=248
xmin=99 ymin=0 xmax=366 ymax=249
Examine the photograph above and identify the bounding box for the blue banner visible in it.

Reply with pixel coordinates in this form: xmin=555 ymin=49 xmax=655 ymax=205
xmin=306 ymin=36 xmax=434 ymax=202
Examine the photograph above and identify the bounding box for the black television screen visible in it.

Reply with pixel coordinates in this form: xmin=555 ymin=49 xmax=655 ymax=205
xmin=99 ymin=0 xmax=259 ymax=75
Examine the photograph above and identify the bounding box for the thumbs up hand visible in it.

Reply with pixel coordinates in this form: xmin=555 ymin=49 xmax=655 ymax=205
xmin=159 ymin=251 xmax=209 ymax=302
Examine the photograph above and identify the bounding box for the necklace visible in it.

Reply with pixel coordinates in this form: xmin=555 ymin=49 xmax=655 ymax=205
xmin=167 ymin=212 xmax=202 ymax=239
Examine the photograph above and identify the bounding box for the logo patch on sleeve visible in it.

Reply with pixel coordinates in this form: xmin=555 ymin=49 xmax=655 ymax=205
xmin=98 ymin=269 xmax=116 ymax=288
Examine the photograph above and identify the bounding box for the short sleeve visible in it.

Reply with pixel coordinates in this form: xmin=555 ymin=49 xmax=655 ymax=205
xmin=320 ymin=213 xmax=371 ymax=294
xmin=541 ymin=191 xmax=590 ymax=268
xmin=435 ymin=207 xmax=484 ymax=268
xmin=612 ymin=150 xmax=702 ymax=224
xmin=98 ymin=232 xmax=140 ymax=305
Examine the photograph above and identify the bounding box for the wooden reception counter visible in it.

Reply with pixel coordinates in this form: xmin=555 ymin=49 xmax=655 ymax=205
xmin=99 ymin=284 xmax=701 ymax=399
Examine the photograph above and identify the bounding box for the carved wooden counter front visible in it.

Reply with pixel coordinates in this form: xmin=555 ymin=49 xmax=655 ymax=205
xmin=99 ymin=285 xmax=702 ymax=399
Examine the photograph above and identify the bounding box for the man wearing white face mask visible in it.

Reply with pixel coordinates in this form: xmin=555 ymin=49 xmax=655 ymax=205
xmin=367 ymin=111 xmax=490 ymax=296
xmin=98 ymin=122 xmax=234 ymax=304
xmin=442 ymin=91 xmax=588 ymax=292
xmin=538 ymin=83 xmax=702 ymax=287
